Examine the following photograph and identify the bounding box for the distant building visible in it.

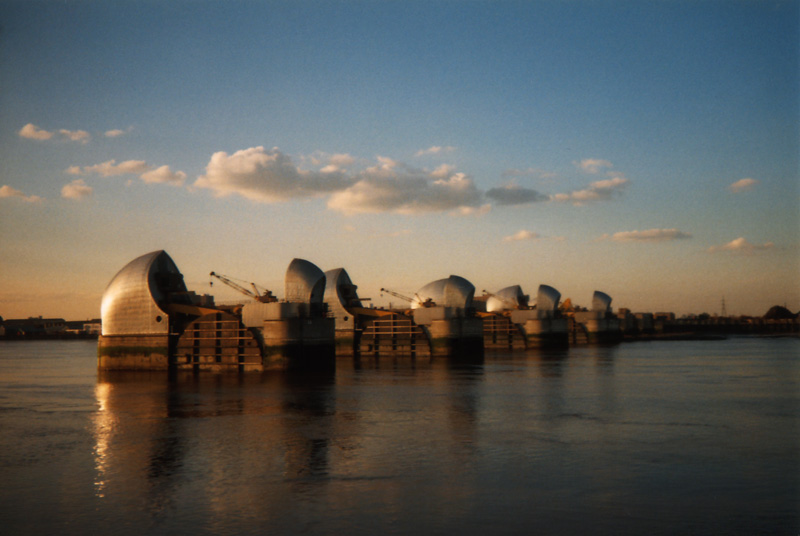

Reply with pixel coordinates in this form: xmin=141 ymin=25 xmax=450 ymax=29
xmin=2 ymin=317 xmax=66 ymax=336
xmin=65 ymin=320 xmax=102 ymax=336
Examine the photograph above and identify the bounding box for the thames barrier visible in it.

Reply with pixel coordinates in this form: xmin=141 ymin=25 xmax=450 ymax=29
xmin=97 ymin=250 xmax=798 ymax=371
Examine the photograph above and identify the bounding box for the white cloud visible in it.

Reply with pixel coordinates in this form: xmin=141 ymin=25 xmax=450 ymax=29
xmin=68 ymin=159 xmax=186 ymax=187
xmin=0 ymin=185 xmax=43 ymax=202
xmin=19 ymin=123 xmax=90 ymax=143
xmin=59 ymin=129 xmax=90 ymax=144
xmin=486 ymin=184 xmax=548 ymax=205
xmin=19 ymin=123 xmax=54 ymax=141
xmin=590 ymin=175 xmax=628 ymax=190
xmin=600 ymin=228 xmax=692 ymax=242
xmin=195 ymin=146 xmax=353 ymax=203
xmin=104 ymin=129 xmax=127 ymax=138
xmin=576 ymin=158 xmax=613 ymax=174
xmin=708 ymin=237 xmax=775 ymax=255
xmin=140 ymin=165 xmax=186 ymax=186
xmin=61 ymin=179 xmax=93 ymax=200
xmin=729 ymin=177 xmax=758 ymax=193
xmin=551 ymin=174 xmax=629 ymax=205
xmin=78 ymin=159 xmax=152 ymax=177
xmin=328 ymin=168 xmax=482 ymax=215
xmin=502 ymin=230 xmax=540 ymax=243
xmin=415 ymin=146 xmax=456 ymax=157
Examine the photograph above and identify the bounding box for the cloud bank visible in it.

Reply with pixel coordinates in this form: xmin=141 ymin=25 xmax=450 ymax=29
xmin=60 ymin=145 xmax=631 ymax=216
xmin=192 ymin=148 xmax=631 ymax=213
xmin=194 ymin=146 xmax=483 ymax=214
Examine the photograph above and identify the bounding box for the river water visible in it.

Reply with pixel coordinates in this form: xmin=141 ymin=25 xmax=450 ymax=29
xmin=0 ymin=337 xmax=797 ymax=535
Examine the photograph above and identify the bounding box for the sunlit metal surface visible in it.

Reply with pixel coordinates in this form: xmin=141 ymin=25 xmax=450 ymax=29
xmin=285 ymin=258 xmax=326 ymax=304
xmin=486 ymin=285 xmax=528 ymax=312
xmin=413 ymin=275 xmax=475 ymax=309
xmin=536 ymin=285 xmax=561 ymax=314
xmin=100 ymin=250 xmax=187 ymax=336
xmin=592 ymin=291 xmax=613 ymax=312
xmin=324 ymin=268 xmax=362 ymax=327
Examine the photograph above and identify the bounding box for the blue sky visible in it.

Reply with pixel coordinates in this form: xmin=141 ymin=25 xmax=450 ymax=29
xmin=1 ymin=0 xmax=798 ymax=319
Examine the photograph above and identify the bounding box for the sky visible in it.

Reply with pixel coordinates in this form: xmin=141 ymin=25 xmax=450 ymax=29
xmin=1 ymin=0 xmax=798 ymax=320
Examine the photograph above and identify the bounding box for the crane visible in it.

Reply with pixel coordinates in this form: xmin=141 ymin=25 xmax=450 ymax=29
xmin=380 ymin=288 xmax=434 ymax=308
xmin=209 ymin=272 xmax=277 ymax=303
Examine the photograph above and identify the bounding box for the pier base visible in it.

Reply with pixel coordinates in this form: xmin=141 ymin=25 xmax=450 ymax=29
xmin=261 ymin=317 xmax=336 ymax=371
xmin=573 ymin=312 xmax=622 ymax=344
xmin=97 ymin=334 xmax=171 ymax=370
xmin=510 ymin=311 xmax=569 ymax=348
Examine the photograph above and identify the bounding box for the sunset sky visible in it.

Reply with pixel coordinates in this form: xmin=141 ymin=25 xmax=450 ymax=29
xmin=1 ymin=0 xmax=797 ymax=319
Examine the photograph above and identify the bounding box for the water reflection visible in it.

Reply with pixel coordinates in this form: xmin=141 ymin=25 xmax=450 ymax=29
xmin=80 ymin=341 xmax=799 ymax=536
xmin=531 ymin=347 xmax=570 ymax=378
xmin=590 ymin=345 xmax=619 ymax=419
xmin=281 ymin=370 xmax=336 ymax=487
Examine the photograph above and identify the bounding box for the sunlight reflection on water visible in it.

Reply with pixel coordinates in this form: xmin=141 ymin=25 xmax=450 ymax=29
xmin=0 ymin=338 xmax=797 ymax=535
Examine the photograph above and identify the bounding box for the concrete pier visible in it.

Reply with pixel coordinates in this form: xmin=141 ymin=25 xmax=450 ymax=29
xmin=510 ymin=310 xmax=569 ymax=348
xmin=97 ymin=334 xmax=171 ymax=370
xmin=571 ymin=291 xmax=622 ymax=344
xmin=509 ymin=285 xmax=569 ymax=348
xmin=413 ymin=306 xmax=484 ymax=358
xmin=242 ymin=260 xmax=335 ymax=371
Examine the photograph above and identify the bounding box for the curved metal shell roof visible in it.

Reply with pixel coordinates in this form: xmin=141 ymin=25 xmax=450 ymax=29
xmin=324 ymin=268 xmax=362 ymax=310
xmin=285 ymin=258 xmax=326 ymax=305
xmin=592 ymin=291 xmax=613 ymax=312
xmin=413 ymin=275 xmax=475 ymax=309
xmin=100 ymin=250 xmax=186 ymax=336
xmin=536 ymin=284 xmax=561 ymax=313
xmin=486 ymin=285 xmax=528 ymax=312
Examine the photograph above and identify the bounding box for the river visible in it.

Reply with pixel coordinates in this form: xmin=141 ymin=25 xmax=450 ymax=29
xmin=0 ymin=337 xmax=797 ymax=535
